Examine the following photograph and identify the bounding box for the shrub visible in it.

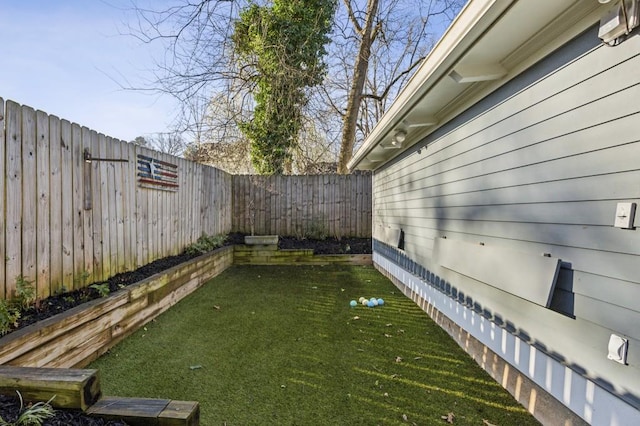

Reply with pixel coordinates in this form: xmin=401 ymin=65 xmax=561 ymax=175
xmin=90 ymin=283 xmax=111 ymax=298
xmin=185 ymin=234 xmax=227 ymax=256
xmin=0 ymin=391 xmax=56 ymax=426
xmin=15 ymin=276 xmax=36 ymax=311
xmin=0 ymin=300 xmax=20 ymax=336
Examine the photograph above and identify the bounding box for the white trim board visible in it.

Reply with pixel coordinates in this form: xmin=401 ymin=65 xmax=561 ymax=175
xmin=374 ymin=253 xmax=640 ymax=425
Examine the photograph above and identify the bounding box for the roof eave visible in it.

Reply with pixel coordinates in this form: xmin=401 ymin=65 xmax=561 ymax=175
xmin=348 ymin=0 xmax=514 ymax=172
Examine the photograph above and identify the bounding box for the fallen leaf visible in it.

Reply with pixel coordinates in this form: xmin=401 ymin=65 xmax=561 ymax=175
xmin=189 ymin=365 xmax=202 ymax=370
xmin=353 ymin=316 xmax=360 ymax=320
xmin=386 ymin=323 xmax=393 ymax=327
xmin=482 ymin=420 xmax=497 ymax=426
xmin=213 ymin=305 xmax=221 ymax=310
xmin=413 ymin=356 xmax=423 ymax=360
xmin=441 ymin=412 xmax=455 ymax=424
xmin=311 ymin=286 xmax=318 ymax=289
xmin=395 ymin=356 xmax=403 ymax=363
xmin=383 ymin=392 xmax=389 ymax=397
xmin=402 ymin=414 xmax=408 ymax=422
xmin=384 ymin=333 xmax=393 ymax=338
xmin=397 ymin=329 xmax=405 ymax=334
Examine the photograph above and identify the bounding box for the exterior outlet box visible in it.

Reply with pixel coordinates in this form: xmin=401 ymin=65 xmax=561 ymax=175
xmin=607 ymin=334 xmax=629 ymax=365
xmin=614 ymin=202 xmax=636 ymax=229
xmin=598 ymin=0 xmax=640 ymax=43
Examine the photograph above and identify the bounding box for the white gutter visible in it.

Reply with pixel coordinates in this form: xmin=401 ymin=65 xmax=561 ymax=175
xmin=347 ymin=0 xmax=515 ymax=171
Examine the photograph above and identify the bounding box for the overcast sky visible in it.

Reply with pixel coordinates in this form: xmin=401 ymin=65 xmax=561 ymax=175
xmin=0 ymin=0 xmax=175 ymax=142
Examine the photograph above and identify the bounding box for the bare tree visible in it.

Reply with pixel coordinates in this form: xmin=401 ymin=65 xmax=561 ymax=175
xmin=331 ymin=0 xmax=464 ymax=173
xmin=125 ymin=0 xmax=463 ymax=173
xmin=148 ymin=132 xmax=186 ymax=156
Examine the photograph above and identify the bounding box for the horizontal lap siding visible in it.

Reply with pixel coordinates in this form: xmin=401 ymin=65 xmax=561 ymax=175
xmin=374 ymin=30 xmax=640 ymax=400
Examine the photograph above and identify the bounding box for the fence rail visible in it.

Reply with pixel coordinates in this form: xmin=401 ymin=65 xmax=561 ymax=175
xmin=0 ymin=98 xmax=232 ymax=301
xmin=231 ymin=174 xmax=371 ymax=238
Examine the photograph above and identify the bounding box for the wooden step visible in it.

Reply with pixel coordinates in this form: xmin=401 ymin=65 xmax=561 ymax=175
xmin=0 ymin=365 xmax=101 ymax=410
xmin=86 ymin=396 xmax=200 ymax=426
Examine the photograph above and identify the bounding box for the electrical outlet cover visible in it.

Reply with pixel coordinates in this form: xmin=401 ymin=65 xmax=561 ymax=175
xmin=607 ymin=334 xmax=628 ymax=364
xmin=614 ymin=202 xmax=636 ymax=229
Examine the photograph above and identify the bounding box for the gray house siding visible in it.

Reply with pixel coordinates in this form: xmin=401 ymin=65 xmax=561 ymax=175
xmin=373 ymin=25 xmax=640 ymax=419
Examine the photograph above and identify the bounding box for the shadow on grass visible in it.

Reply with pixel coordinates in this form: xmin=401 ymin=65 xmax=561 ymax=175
xmin=89 ymin=265 xmax=539 ymax=425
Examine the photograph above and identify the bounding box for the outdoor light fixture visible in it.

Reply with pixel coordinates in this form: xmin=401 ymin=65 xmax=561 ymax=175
xmin=392 ymin=129 xmax=407 ymax=146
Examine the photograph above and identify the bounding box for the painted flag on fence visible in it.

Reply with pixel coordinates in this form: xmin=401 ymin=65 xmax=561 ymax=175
xmin=137 ymin=154 xmax=179 ymax=191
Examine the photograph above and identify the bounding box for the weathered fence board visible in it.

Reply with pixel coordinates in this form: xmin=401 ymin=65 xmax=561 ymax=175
xmin=231 ymin=174 xmax=372 ymax=238
xmin=22 ymin=107 xmax=37 ymax=290
xmin=49 ymin=116 xmax=63 ymax=294
xmin=36 ymin=110 xmax=51 ymax=300
xmin=61 ymin=119 xmax=74 ymax=291
xmin=6 ymin=101 xmax=22 ymax=299
xmin=1 ymin=99 xmax=234 ymax=301
xmin=0 ymin=99 xmax=4 ymax=300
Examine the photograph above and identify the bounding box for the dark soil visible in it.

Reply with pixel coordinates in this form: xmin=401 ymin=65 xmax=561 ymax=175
xmin=8 ymin=234 xmax=371 ymax=335
xmin=278 ymin=235 xmax=371 ymax=254
xmin=0 ymin=394 xmax=128 ymax=426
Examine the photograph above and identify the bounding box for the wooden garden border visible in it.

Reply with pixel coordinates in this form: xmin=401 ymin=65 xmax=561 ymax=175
xmin=0 ymin=246 xmax=369 ymax=368
xmin=0 ymin=246 xmax=234 ymax=368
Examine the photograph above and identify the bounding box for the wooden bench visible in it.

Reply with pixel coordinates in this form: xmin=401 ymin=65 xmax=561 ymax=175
xmin=0 ymin=365 xmax=101 ymax=410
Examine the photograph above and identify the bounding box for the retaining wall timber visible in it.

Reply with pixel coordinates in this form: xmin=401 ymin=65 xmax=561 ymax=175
xmin=0 ymin=246 xmax=233 ymax=368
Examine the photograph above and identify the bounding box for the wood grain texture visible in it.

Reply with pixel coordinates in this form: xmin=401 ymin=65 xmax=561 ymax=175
xmin=0 ymin=98 xmax=5 ymax=299
xmin=21 ymin=106 xmax=37 ymax=286
xmin=49 ymin=117 xmax=66 ymax=293
xmin=0 ymin=365 xmax=101 ymax=410
xmin=5 ymin=101 xmax=22 ymax=299
xmin=231 ymin=174 xmax=372 ymax=238
xmin=36 ymin=110 xmax=51 ymax=299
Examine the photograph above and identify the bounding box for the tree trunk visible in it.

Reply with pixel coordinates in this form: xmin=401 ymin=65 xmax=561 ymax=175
xmin=337 ymin=0 xmax=379 ymax=174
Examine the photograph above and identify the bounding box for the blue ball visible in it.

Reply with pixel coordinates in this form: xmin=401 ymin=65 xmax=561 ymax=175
xmin=367 ymin=300 xmax=375 ymax=307
xmin=377 ymin=298 xmax=384 ymax=306
xmin=349 ymin=300 xmax=357 ymax=307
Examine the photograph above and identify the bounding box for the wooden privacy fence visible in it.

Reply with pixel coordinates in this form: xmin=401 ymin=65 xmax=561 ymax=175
xmin=231 ymin=174 xmax=372 ymax=238
xmin=0 ymin=98 xmax=232 ymax=302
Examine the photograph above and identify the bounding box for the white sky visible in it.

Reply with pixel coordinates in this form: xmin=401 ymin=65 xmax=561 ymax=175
xmin=0 ymin=0 xmax=176 ymax=142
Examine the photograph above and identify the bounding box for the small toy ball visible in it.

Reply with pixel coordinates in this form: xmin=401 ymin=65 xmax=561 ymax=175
xmin=371 ymin=298 xmax=379 ymax=306
xmin=361 ymin=299 xmax=369 ymax=306
xmin=358 ymin=297 xmax=366 ymax=303
xmin=350 ymin=300 xmax=357 ymax=307
xmin=367 ymin=300 xmax=375 ymax=307
xmin=377 ymin=298 xmax=384 ymax=306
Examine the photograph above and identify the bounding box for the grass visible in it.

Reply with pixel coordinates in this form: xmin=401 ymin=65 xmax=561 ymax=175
xmin=89 ymin=265 xmax=539 ymax=425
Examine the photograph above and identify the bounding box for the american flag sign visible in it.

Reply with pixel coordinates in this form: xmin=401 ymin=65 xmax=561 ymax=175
xmin=137 ymin=154 xmax=179 ymax=191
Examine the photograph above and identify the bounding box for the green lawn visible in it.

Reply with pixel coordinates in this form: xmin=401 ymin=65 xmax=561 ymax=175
xmin=89 ymin=265 xmax=539 ymax=425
